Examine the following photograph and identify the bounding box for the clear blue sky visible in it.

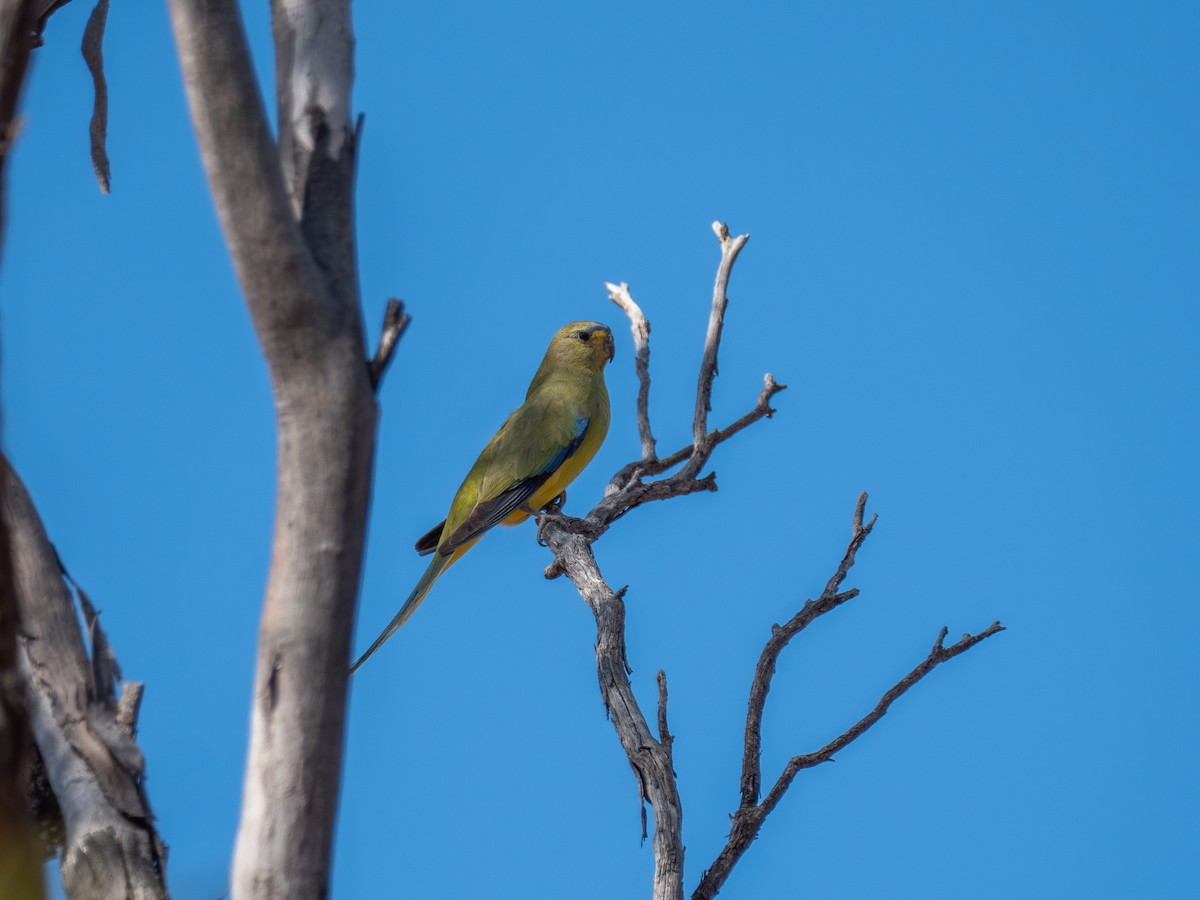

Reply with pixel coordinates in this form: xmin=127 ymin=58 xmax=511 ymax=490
xmin=5 ymin=2 xmax=1197 ymax=898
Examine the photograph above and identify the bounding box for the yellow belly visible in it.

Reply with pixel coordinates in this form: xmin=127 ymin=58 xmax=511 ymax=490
xmin=498 ymin=416 xmax=606 ymax=526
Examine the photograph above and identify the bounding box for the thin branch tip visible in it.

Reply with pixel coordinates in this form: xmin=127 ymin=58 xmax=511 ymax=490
xmin=368 ymin=298 xmax=410 ymax=391
xmin=711 ymin=220 xmax=749 ymax=245
xmin=699 ymin=490 xmax=1013 ymax=900
xmin=711 ymin=220 xmax=750 ymax=248
xmin=656 ymin=670 xmax=672 ymax=748
xmin=116 ymin=681 xmax=145 ymax=737
xmin=383 ymin=297 xmax=408 ymax=329
xmin=82 ymin=0 xmax=112 ymax=194
xmin=853 ymin=492 xmax=869 ymax=524
xmin=606 ymin=280 xmax=657 ymax=461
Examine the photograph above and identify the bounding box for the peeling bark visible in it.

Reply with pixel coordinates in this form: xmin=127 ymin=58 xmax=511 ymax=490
xmin=5 ymin=460 xmax=166 ymax=900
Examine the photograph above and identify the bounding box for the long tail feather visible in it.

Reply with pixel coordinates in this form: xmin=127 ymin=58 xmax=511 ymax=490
xmin=350 ymin=553 xmax=452 ymax=674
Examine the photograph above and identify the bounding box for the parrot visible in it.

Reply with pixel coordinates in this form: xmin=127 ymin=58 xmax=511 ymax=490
xmin=350 ymin=320 xmax=615 ymax=674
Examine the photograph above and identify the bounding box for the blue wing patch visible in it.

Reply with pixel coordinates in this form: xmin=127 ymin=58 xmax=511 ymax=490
xmin=534 ymin=415 xmax=589 ymax=478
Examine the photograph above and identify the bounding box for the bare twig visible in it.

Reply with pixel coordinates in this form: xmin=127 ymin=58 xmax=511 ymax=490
xmin=74 ymin=579 xmax=122 ymax=706
xmin=115 ymin=681 xmax=144 ymax=739
xmin=688 ymin=222 xmax=749 ymax=477
xmin=589 ymin=373 xmax=784 ymax=538
xmin=740 ymin=491 xmax=875 ymax=808
xmin=606 ymin=372 xmax=785 ymax=497
xmin=606 ymin=281 xmax=656 ymax=463
xmin=763 ymin=623 xmax=1006 ymax=797
xmin=691 ymin=496 xmax=1004 ymax=900
xmin=81 ymin=0 xmax=109 ymax=193
xmin=656 ymin=669 xmax=672 ymax=752
xmin=368 ymin=297 xmax=409 ymax=391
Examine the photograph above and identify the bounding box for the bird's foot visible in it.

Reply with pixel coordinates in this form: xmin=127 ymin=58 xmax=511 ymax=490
xmin=528 ymin=506 xmax=589 ymax=548
xmin=534 ymin=510 xmax=569 ymax=547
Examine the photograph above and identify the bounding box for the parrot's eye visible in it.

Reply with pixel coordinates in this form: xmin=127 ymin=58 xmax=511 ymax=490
xmin=577 ymin=331 xmax=591 ymax=342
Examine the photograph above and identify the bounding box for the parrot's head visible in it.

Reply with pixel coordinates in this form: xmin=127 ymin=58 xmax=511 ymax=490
xmin=548 ymin=321 xmax=615 ymax=371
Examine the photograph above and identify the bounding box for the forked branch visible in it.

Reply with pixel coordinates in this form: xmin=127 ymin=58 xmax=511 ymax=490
xmin=552 ymin=225 xmax=785 ymax=544
xmin=692 ymin=495 xmax=1004 ymax=899
xmin=600 ymin=372 xmax=784 ymax=522
xmin=739 ymin=491 xmax=877 ymax=808
xmin=539 ymin=222 xmax=773 ymax=900
xmin=169 ymin=2 xmax=378 ymax=897
xmin=537 ymin=222 xmax=1003 ymax=900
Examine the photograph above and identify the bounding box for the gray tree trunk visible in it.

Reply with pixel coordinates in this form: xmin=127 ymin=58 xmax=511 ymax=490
xmin=167 ymin=1 xmax=376 ymax=897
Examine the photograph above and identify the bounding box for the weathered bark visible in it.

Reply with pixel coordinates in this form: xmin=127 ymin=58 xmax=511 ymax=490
xmin=168 ymin=1 xmax=376 ymax=897
xmin=2 ymin=7 xmax=47 ymax=897
xmin=0 ymin=6 xmax=41 ymax=884
xmin=538 ymin=225 xmax=764 ymax=900
xmin=537 ymin=225 xmax=1004 ymax=899
xmin=5 ymin=5 xmax=158 ymax=898
xmin=540 ymin=530 xmax=685 ymax=900
xmin=0 ymin=437 xmax=43 ymax=891
xmin=80 ymin=0 xmax=110 ymax=193
xmin=4 ymin=460 xmax=166 ymax=900
xmin=0 ymin=510 xmax=43 ymax=897
xmin=0 ymin=0 xmax=38 ymax=255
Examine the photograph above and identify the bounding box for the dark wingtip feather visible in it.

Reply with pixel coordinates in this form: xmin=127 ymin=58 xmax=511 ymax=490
xmin=414 ymin=520 xmax=446 ymax=555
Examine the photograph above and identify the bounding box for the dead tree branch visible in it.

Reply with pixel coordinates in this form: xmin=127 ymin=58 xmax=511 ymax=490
xmin=4 ymin=458 xmax=166 ymax=899
xmin=759 ymin=623 xmax=1005 ymax=805
xmin=598 ymin=372 xmax=784 ymax=528
xmin=538 ymin=222 xmax=766 ymax=900
xmin=3 ymin=5 xmax=158 ymax=896
xmin=692 ymin=496 xmax=1004 ymax=899
xmin=535 ymin=529 xmax=685 ymax=900
xmin=687 ymin=221 xmax=750 ymax=479
xmin=537 ymin=222 xmax=1003 ymax=900
xmin=80 ymin=0 xmax=109 ymax=194
xmin=368 ymin=297 xmax=410 ymax=391
xmin=606 ymin=281 xmax=656 ymax=463
xmin=739 ymin=491 xmax=876 ymax=808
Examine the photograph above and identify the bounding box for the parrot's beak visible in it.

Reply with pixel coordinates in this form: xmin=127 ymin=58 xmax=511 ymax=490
xmin=603 ymin=329 xmax=615 ymax=363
